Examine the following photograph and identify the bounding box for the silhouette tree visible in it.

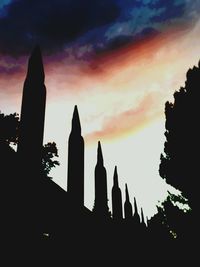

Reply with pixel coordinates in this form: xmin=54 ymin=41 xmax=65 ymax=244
xmin=148 ymin=204 xmax=171 ymax=240
xmin=163 ymin=193 xmax=191 ymax=239
xmin=149 ymin=192 xmax=190 ymax=242
xmin=0 ymin=111 xmax=19 ymax=182
xmin=42 ymin=142 xmax=59 ymax=177
xmin=0 ymin=111 xmax=59 ymax=175
xmin=0 ymin=111 xmax=19 ymax=145
xmin=159 ymin=62 xmax=200 ymax=213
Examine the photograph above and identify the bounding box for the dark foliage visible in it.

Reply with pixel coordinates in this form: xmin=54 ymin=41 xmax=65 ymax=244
xmin=42 ymin=142 xmax=60 ymax=176
xmin=0 ymin=111 xmax=19 ymax=145
xmin=149 ymin=192 xmax=190 ymax=241
xmin=0 ymin=110 xmax=59 ymax=175
xmin=159 ymin=62 xmax=200 ymax=212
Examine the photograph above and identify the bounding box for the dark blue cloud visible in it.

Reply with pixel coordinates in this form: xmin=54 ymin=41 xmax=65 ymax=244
xmin=106 ymin=0 xmax=187 ymax=38
xmin=94 ymin=0 xmax=200 ymax=53
xmin=115 ymin=0 xmax=185 ymax=22
xmin=0 ymin=0 xmax=13 ymax=17
xmin=0 ymin=0 xmax=199 ymax=57
xmin=149 ymin=0 xmax=186 ymax=22
xmin=0 ymin=0 xmax=119 ymax=55
xmin=0 ymin=0 xmax=12 ymax=10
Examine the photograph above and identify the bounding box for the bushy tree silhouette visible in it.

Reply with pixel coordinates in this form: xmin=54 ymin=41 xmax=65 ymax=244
xmin=42 ymin=142 xmax=59 ymax=177
xmin=149 ymin=192 xmax=190 ymax=242
xmin=159 ymin=62 xmax=200 ymax=213
xmin=148 ymin=204 xmax=171 ymax=242
xmin=0 ymin=112 xmax=19 ymax=145
xmin=0 ymin=111 xmax=59 ymax=175
xmin=0 ymin=112 xmax=19 ymax=181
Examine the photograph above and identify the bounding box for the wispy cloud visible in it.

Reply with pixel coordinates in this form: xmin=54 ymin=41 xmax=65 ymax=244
xmin=85 ymin=93 xmax=162 ymax=144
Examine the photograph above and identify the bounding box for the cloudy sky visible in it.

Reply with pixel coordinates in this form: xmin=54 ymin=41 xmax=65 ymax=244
xmin=0 ymin=0 xmax=200 ymax=218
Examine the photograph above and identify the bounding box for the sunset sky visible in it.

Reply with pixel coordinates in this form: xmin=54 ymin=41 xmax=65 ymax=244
xmin=1 ymin=0 xmax=200 ymax=218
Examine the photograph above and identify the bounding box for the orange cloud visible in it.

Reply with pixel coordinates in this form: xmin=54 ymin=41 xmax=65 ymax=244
xmin=85 ymin=92 xmax=162 ymax=144
xmin=85 ymin=24 xmax=190 ymax=78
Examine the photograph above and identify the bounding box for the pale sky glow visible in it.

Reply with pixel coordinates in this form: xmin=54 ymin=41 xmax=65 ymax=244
xmin=1 ymin=19 xmax=200 ymax=219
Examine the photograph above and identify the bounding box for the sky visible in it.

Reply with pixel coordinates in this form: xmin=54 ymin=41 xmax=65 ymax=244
xmin=0 ymin=0 xmax=200 ymax=218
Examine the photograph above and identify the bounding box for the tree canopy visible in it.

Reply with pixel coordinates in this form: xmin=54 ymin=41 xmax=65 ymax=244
xmin=159 ymin=62 xmax=200 ymax=212
xmin=0 ymin=112 xmax=19 ymax=145
xmin=0 ymin=111 xmax=59 ymax=177
xmin=42 ymin=142 xmax=59 ymax=176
